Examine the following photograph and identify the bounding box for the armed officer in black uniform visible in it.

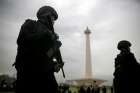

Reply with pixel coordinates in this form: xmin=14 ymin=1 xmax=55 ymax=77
xmin=113 ymin=40 xmax=140 ymax=93
xmin=15 ymin=6 xmax=64 ymax=93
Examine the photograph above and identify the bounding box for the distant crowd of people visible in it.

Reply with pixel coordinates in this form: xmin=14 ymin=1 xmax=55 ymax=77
xmin=0 ymin=79 xmax=16 ymax=91
xmin=58 ymin=84 xmax=113 ymax=93
xmin=78 ymin=85 xmax=113 ymax=93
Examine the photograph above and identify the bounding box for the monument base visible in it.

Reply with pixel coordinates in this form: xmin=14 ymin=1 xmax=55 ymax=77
xmin=65 ymin=78 xmax=106 ymax=87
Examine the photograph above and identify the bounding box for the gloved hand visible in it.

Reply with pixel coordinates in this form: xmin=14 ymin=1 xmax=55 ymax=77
xmin=55 ymin=40 xmax=62 ymax=48
xmin=52 ymin=33 xmax=59 ymax=40
xmin=46 ymin=40 xmax=62 ymax=58
xmin=54 ymin=63 xmax=64 ymax=72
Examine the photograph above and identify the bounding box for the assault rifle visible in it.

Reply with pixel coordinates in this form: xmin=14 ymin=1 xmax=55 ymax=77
xmin=46 ymin=34 xmax=65 ymax=78
xmin=45 ymin=15 xmax=65 ymax=78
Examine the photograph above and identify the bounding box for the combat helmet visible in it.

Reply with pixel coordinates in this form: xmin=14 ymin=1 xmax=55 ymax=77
xmin=37 ymin=6 xmax=58 ymax=20
xmin=117 ymin=40 xmax=131 ymax=50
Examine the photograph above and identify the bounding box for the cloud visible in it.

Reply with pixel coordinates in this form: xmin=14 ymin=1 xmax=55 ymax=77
xmin=0 ymin=0 xmax=140 ymax=84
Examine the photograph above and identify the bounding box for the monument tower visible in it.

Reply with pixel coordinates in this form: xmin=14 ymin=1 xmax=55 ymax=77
xmin=85 ymin=27 xmax=92 ymax=78
xmin=65 ymin=27 xmax=105 ymax=86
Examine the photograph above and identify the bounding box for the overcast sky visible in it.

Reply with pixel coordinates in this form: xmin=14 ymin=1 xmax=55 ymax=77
xmin=0 ymin=0 xmax=140 ymax=85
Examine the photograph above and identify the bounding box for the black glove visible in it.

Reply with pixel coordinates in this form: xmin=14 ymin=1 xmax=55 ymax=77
xmin=46 ymin=40 xmax=62 ymax=58
xmin=52 ymin=33 xmax=59 ymax=40
xmin=54 ymin=63 xmax=64 ymax=73
xmin=54 ymin=40 xmax=62 ymax=50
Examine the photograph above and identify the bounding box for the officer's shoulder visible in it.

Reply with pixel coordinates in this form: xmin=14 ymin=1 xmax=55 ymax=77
xmin=117 ymin=54 xmax=122 ymax=57
xmin=129 ymin=52 xmax=134 ymax=55
xmin=115 ymin=54 xmax=122 ymax=60
xmin=22 ymin=19 xmax=36 ymax=27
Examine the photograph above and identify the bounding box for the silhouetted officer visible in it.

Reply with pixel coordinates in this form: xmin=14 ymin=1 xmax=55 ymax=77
xmin=102 ymin=86 xmax=106 ymax=93
xmin=93 ymin=81 xmax=99 ymax=93
xmin=91 ymin=86 xmax=94 ymax=93
xmin=0 ymin=80 xmax=7 ymax=88
xmin=86 ymin=86 xmax=91 ymax=93
xmin=68 ymin=90 xmax=72 ymax=93
xmin=110 ymin=86 xmax=113 ymax=93
xmin=113 ymin=40 xmax=140 ymax=93
xmin=14 ymin=6 xmax=63 ymax=93
xmin=79 ymin=86 xmax=86 ymax=93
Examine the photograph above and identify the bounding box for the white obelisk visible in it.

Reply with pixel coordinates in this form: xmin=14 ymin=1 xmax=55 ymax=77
xmin=84 ymin=27 xmax=92 ymax=78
